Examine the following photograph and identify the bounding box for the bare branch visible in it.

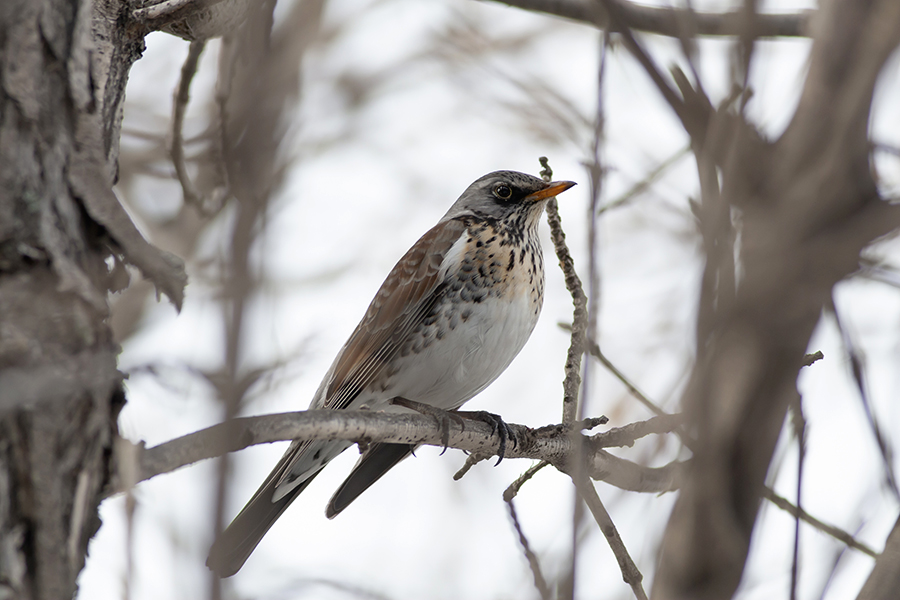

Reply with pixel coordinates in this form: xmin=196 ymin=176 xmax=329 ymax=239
xmin=574 ymin=475 xmax=648 ymax=600
xmin=540 ymin=158 xmax=588 ymax=423
xmin=170 ymin=40 xmax=228 ymax=212
xmin=501 ymin=461 xmax=553 ymax=599
xmin=653 ymin=0 xmax=900 ymax=596
xmin=576 ymin=330 xmax=668 ymax=418
xmin=131 ymin=0 xmax=237 ymax=37
xmin=488 ymin=0 xmax=811 ymax=38
xmin=789 ymin=391 xmax=808 ymax=600
xmin=506 ymin=497 xmax=552 ymax=600
xmin=595 ymin=0 xmax=688 ymax=126
xmin=592 ymin=414 xmax=683 ymax=448
xmin=830 ymin=303 xmax=900 ymax=500
xmin=596 ymin=144 xmax=691 ymax=215
xmin=113 ymin=410 xmax=685 ymax=495
xmin=764 ymin=488 xmax=878 ymax=559
xmin=68 ymin=119 xmax=187 ymax=311
xmin=504 ymin=461 xmax=551 ymax=502
xmin=452 ymin=452 xmax=491 ymax=480
xmin=803 ymin=350 xmax=824 ymax=367
xmin=133 ymin=0 xmax=224 ymax=22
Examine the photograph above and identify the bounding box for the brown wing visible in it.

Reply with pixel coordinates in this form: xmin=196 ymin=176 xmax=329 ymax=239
xmin=324 ymin=218 xmax=468 ymax=411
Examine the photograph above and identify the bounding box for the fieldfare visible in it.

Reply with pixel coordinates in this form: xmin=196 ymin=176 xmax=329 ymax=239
xmin=207 ymin=170 xmax=576 ymax=576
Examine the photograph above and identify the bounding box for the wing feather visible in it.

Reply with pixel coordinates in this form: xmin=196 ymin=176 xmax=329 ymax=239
xmin=272 ymin=219 xmax=468 ymax=492
xmin=324 ymin=218 xmax=468 ymax=410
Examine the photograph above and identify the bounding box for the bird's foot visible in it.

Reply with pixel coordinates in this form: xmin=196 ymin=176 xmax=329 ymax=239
xmin=453 ymin=410 xmax=517 ymax=465
xmin=390 ymin=397 xmax=465 ymax=455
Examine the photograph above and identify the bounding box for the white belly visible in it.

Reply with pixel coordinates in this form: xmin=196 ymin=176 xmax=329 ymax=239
xmin=378 ymin=290 xmax=539 ymax=410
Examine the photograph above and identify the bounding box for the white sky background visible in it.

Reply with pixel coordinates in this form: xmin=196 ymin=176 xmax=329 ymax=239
xmin=76 ymin=1 xmax=900 ymax=599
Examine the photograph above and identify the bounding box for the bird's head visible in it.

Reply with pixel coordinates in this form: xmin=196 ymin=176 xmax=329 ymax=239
xmin=441 ymin=170 xmax=576 ymax=223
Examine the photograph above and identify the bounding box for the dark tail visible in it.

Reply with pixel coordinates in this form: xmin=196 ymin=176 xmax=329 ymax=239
xmin=207 ymin=471 xmax=320 ymax=577
xmin=325 ymin=443 xmax=414 ymax=518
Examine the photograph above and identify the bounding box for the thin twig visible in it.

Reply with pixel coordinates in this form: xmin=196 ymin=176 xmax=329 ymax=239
xmin=577 ymin=329 xmax=667 ymax=417
xmin=802 ymin=350 xmax=824 ymax=367
xmin=506 ymin=498 xmax=552 ymax=600
xmin=504 ymin=461 xmax=551 ymax=502
xmin=593 ymin=0 xmax=687 ymax=125
xmin=596 ymin=144 xmax=691 ymax=215
xmin=452 ymin=452 xmax=490 ymax=480
xmin=540 ymin=157 xmax=588 ymax=424
xmin=673 ymin=0 xmax=707 ymax=107
xmin=574 ymin=475 xmax=648 ymax=600
xmin=763 ymin=488 xmax=878 ymax=558
xmin=531 ymin=416 xmax=608 ymax=438
xmin=132 ymin=0 xmax=227 ymax=23
xmin=171 ymin=40 xmax=205 ymax=205
xmin=591 ymin=414 xmax=683 ymax=448
xmin=502 ymin=461 xmax=552 ymax=600
xmin=829 ymin=301 xmax=900 ymax=500
xmin=789 ymin=394 xmax=807 ymax=600
xmin=490 ymin=0 xmax=811 ymax=38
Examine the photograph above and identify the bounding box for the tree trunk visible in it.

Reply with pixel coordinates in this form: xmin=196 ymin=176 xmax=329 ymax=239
xmin=0 ymin=1 xmax=182 ymax=598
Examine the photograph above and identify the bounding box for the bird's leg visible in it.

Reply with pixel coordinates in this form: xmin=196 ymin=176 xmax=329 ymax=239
xmin=389 ymin=397 xmax=465 ymax=455
xmin=389 ymin=399 xmax=517 ymax=464
xmin=453 ymin=410 xmax=517 ymax=465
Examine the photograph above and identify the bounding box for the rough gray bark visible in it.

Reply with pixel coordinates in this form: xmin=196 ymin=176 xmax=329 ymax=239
xmin=0 ymin=1 xmax=184 ymax=598
xmin=650 ymin=1 xmax=900 ymax=599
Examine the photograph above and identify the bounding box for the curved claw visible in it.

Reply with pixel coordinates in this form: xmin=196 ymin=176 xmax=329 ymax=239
xmin=389 ymin=398 xmax=516 ymax=463
xmin=455 ymin=410 xmax=516 ymax=465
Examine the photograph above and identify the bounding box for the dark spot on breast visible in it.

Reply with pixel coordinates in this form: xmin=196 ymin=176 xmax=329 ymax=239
xmin=507 ymin=252 xmax=515 ymax=271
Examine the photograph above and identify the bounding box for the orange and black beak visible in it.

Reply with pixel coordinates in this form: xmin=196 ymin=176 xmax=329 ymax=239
xmin=524 ymin=180 xmax=577 ymax=202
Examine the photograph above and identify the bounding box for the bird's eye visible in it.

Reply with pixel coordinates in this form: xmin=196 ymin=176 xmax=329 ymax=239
xmin=493 ymin=183 xmax=512 ymax=199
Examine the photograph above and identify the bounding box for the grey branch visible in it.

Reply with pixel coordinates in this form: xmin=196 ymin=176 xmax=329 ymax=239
xmin=490 ymin=0 xmax=811 ymax=38
xmin=541 ymin=157 xmax=588 ymax=423
xmin=114 ymin=410 xmax=685 ymax=496
xmin=764 ymin=488 xmax=879 ymax=559
xmin=506 ymin=497 xmax=552 ymax=600
xmin=575 ymin=475 xmax=648 ymax=600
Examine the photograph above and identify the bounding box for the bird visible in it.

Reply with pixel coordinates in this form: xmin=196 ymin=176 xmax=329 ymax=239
xmin=206 ymin=170 xmax=576 ymax=577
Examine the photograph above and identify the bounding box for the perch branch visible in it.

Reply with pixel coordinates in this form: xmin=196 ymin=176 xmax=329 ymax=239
xmin=111 ymin=410 xmax=685 ymax=496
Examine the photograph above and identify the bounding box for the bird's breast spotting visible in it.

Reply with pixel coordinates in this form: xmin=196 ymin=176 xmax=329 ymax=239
xmin=384 ymin=219 xmax=545 ymax=410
